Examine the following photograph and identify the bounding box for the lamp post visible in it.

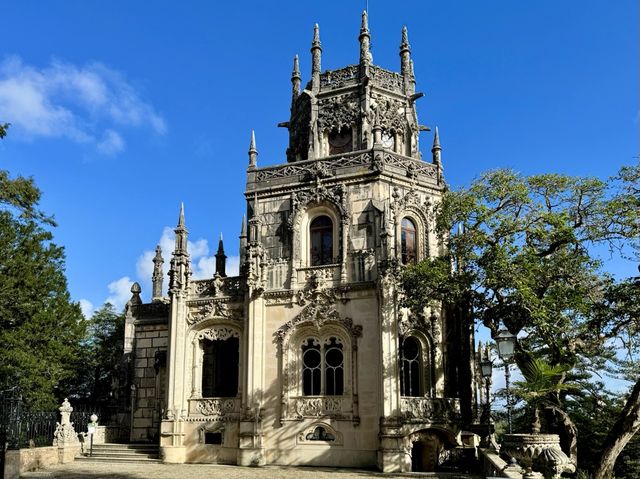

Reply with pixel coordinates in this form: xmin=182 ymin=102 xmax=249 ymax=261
xmin=479 ymin=343 xmax=493 ymax=445
xmin=495 ymin=328 xmax=517 ymax=434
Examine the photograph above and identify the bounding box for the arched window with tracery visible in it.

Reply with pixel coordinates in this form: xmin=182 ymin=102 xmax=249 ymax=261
xmin=310 ymin=215 xmax=334 ymax=266
xmin=202 ymin=337 xmax=239 ymax=397
xmin=400 ymin=336 xmax=422 ymax=397
xmin=401 ymin=217 xmax=417 ymax=264
xmin=302 ymin=336 xmax=344 ymax=396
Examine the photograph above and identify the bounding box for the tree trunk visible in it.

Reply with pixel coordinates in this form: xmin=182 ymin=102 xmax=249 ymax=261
xmin=594 ymin=378 xmax=640 ymax=479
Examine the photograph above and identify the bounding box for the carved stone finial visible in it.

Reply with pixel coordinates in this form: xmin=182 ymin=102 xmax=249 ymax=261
xmin=152 ymin=245 xmax=164 ymax=300
xmin=248 ymin=130 xmax=258 ymax=169
xmin=359 ymin=11 xmax=372 ymax=68
xmin=400 ymin=26 xmax=413 ymax=91
xmin=291 ymin=54 xmax=301 ymax=105
xmin=311 ymin=23 xmax=322 ymax=86
xmin=129 ymin=282 xmax=142 ymax=305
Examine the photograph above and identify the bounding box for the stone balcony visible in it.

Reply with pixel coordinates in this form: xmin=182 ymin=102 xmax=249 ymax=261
xmin=399 ymin=397 xmax=461 ymax=423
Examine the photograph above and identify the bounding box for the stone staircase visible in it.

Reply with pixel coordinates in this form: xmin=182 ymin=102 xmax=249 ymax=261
xmin=75 ymin=443 xmax=161 ymax=463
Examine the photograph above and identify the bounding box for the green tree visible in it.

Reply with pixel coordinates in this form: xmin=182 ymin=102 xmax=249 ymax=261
xmin=67 ymin=303 xmax=125 ymax=404
xmin=0 ymin=127 xmax=85 ymax=410
xmin=401 ymin=167 xmax=639 ymax=476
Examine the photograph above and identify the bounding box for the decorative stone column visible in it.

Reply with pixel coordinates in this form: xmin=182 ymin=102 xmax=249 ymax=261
xmin=52 ymin=398 xmax=81 ymax=463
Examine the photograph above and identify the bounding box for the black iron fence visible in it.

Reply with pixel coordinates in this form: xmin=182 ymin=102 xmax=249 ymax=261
xmin=0 ymin=388 xmax=106 ymax=450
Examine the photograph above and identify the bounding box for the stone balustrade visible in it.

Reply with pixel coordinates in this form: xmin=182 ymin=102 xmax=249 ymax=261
xmin=399 ymin=397 xmax=461 ymax=423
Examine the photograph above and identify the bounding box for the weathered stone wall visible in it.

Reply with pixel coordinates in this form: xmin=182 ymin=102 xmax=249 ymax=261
xmin=131 ymin=321 xmax=168 ymax=442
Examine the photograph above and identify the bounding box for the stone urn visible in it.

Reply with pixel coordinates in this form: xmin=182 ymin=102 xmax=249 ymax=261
xmin=501 ymin=433 xmax=575 ymax=479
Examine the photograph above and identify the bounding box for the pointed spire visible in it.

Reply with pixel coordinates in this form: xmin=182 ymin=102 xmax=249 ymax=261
xmin=239 ymin=214 xmax=247 ymax=268
xmin=215 ymin=232 xmax=227 ymax=277
xmin=248 ymin=130 xmax=258 ymax=169
xmin=310 ymin=23 xmax=322 ymax=90
xmin=400 ymin=26 xmax=413 ymax=92
xmin=152 ymin=245 xmax=164 ymax=300
xmin=178 ymin=202 xmax=185 ymax=228
xmin=359 ymin=10 xmax=372 ymax=68
xmin=432 ymin=126 xmax=442 ymax=166
xmin=173 ymin=202 xmax=188 ymax=253
xmin=291 ymin=54 xmax=301 ymax=108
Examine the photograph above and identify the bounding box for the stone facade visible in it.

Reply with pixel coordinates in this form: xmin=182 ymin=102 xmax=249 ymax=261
xmin=123 ymin=13 xmax=477 ymax=473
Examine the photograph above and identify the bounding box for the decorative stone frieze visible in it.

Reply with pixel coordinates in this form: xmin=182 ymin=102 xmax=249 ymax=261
xmin=317 ymin=93 xmax=360 ymax=130
xmin=399 ymin=397 xmax=461 ymax=423
xmin=319 ymin=65 xmax=359 ymax=90
xmin=192 ymin=398 xmax=240 ymax=417
xmin=186 ymin=300 xmax=242 ymax=325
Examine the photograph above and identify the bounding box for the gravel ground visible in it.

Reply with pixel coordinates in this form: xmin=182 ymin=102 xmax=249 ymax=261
xmin=22 ymin=462 xmax=481 ymax=479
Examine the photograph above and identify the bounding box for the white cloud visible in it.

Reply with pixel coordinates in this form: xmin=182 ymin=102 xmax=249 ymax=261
xmin=79 ymin=299 xmax=94 ymax=319
xmin=0 ymin=55 xmax=166 ymax=154
xmin=97 ymin=129 xmax=125 ymax=155
xmin=105 ymin=276 xmax=134 ymax=312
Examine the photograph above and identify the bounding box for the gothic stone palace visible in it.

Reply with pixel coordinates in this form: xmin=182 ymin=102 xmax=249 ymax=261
xmin=122 ymin=13 xmax=478 ymax=473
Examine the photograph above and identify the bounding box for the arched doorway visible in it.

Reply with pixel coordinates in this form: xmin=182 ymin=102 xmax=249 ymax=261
xmin=408 ymin=430 xmax=446 ymax=472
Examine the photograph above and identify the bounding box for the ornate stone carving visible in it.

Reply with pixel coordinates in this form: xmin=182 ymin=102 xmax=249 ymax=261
xmin=319 ymin=66 xmax=359 ymax=89
xmin=195 ymin=398 xmax=239 ymax=416
xmin=187 ymin=300 xmax=242 ymax=325
xmin=399 ymin=397 xmax=461 ymax=423
xmin=501 ymin=434 xmax=576 ymax=478
xmin=370 ymin=65 xmax=404 ymax=92
xmin=293 ymin=397 xmax=343 ymax=418
xmin=372 ymin=93 xmax=406 ymax=132
xmin=382 ymin=153 xmax=438 ymax=179
xmin=52 ymin=398 xmax=80 ymax=447
xmin=276 ymin=284 xmax=360 ymax=343
xmin=255 ymin=152 xmax=371 ymax=182
xmin=318 ymin=93 xmax=359 ymax=130
xmin=196 ymin=326 xmax=241 ymax=342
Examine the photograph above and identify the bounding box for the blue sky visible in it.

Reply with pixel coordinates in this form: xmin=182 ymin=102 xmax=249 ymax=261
xmin=1 ymin=1 xmax=637 ymax=318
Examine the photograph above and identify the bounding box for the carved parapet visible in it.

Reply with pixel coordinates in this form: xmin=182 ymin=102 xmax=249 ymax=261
xmin=297 ymin=264 xmax=341 ymax=288
xmin=501 ymin=434 xmax=575 ymax=479
xmin=288 ymin=396 xmax=352 ymax=420
xmin=399 ymin=397 xmax=461 ymax=423
xmin=189 ymin=397 xmax=241 ymax=420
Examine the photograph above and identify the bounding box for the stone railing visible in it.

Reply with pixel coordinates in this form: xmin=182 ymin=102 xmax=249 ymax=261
xmin=399 ymin=397 xmax=461 ymax=423
xmin=369 ymin=65 xmax=404 ymax=92
xmin=320 ymin=65 xmax=359 ymax=90
xmin=189 ymin=397 xmax=241 ymax=418
xmin=297 ymin=264 xmax=341 ymax=288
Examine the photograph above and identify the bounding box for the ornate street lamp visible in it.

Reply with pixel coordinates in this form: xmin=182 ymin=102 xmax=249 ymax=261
xmin=495 ymin=328 xmax=517 ymax=434
xmin=479 ymin=344 xmax=493 ymax=443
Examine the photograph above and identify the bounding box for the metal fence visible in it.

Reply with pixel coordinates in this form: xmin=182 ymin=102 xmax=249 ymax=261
xmin=0 ymin=388 xmax=106 ymax=450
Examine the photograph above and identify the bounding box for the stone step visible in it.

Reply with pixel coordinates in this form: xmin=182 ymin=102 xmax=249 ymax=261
xmin=76 ymin=443 xmax=160 ymax=463
xmin=75 ymin=455 xmax=162 ymax=464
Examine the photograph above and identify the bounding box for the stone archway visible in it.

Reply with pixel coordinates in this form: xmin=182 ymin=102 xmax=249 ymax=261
xmin=408 ymin=430 xmax=444 ymax=472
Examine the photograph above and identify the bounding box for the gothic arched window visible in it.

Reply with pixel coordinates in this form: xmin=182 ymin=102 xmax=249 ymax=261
xmin=401 ymin=217 xmax=417 ymax=264
xmin=400 ymin=336 xmax=422 ymax=397
xmin=202 ymin=337 xmax=239 ymax=397
xmin=302 ymin=337 xmax=344 ymax=396
xmin=310 ymin=215 xmax=334 ymax=266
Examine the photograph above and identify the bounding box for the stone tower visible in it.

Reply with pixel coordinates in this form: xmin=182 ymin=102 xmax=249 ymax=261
xmin=123 ymin=14 xmax=477 ymax=473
